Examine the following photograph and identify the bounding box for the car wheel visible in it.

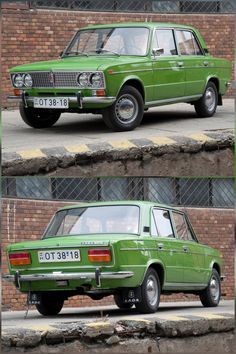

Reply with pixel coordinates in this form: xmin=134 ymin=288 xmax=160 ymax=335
xmin=135 ymin=268 xmax=160 ymax=314
xmin=20 ymin=103 xmax=61 ymax=128
xmin=194 ymin=81 xmax=218 ymax=117
xmin=114 ymin=293 xmax=133 ymax=309
xmin=199 ymin=269 xmax=221 ymax=307
xmin=35 ymin=293 xmax=64 ymax=316
xmin=102 ymin=85 xmax=144 ymax=131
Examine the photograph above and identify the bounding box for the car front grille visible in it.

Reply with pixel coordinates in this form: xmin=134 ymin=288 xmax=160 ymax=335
xmin=30 ymin=71 xmax=79 ymax=88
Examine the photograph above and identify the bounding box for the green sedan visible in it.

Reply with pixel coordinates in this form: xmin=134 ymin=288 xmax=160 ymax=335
xmin=8 ymin=22 xmax=231 ymax=131
xmin=3 ymin=201 xmax=223 ymax=316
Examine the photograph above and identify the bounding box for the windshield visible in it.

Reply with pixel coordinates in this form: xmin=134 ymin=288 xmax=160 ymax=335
xmin=64 ymin=27 xmax=149 ymax=56
xmin=44 ymin=205 xmax=140 ymax=238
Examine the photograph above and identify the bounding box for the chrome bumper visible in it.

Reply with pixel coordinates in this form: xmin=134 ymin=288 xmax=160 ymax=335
xmin=3 ymin=270 xmax=134 ymax=288
xmin=7 ymin=95 xmax=116 ymax=107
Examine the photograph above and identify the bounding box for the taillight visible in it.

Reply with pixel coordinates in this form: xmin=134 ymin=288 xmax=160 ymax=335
xmin=88 ymin=249 xmax=111 ymax=263
xmin=9 ymin=252 xmax=31 ymax=266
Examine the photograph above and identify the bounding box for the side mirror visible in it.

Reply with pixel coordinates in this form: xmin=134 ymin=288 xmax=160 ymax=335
xmin=59 ymin=51 xmax=64 ymax=58
xmin=152 ymin=48 xmax=164 ymax=57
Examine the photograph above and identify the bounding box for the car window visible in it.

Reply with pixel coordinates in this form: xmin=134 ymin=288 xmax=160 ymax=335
xmin=172 ymin=212 xmax=195 ymax=241
xmin=152 ymin=209 xmax=174 ymax=237
xmin=153 ymin=29 xmax=177 ymax=56
xmin=175 ymin=30 xmax=202 ymax=56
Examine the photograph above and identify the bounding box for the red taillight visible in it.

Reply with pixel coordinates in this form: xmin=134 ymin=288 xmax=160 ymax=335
xmin=88 ymin=249 xmax=111 ymax=262
xmin=9 ymin=252 xmax=31 ymax=266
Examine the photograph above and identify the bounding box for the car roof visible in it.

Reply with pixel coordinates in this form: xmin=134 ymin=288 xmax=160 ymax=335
xmin=58 ymin=201 xmax=180 ymax=212
xmin=79 ymin=22 xmax=196 ymax=31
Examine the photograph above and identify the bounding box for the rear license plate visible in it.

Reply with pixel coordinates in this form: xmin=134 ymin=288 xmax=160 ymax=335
xmin=38 ymin=250 xmax=80 ymax=263
xmin=34 ymin=97 xmax=69 ymax=109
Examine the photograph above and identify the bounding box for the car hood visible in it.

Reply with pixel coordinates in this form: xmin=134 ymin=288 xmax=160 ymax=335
xmin=7 ymin=234 xmax=139 ymax=251
xmin=9 ymin=55 xmax=148 ymax=73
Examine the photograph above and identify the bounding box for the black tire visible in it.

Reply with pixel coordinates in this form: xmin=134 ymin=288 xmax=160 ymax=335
xmin=102 ymin=85 xmax=144 ymax=131
xmin=199 ymin=269 xmax=221 ymax=307
xmin=114 ymin=293 xmax=133 ymax=309
xmin=135 ymin=268 xmax=160 ymax=314
xmin=194 ymin=81 xmax=218 ymax=117
xmin=20 ymin=103 xmax=61 ymax=128
xmin=35 ymin=293 xmax=64 ymax=316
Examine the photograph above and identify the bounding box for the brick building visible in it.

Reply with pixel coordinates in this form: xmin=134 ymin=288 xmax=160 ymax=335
xmin=1 ymin=0 xmax=235 ymax=108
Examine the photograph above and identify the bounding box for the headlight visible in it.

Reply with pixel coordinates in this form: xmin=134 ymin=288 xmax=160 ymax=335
xmin=90 ymin=73 xmax=103 ymax=87
xmin=24 ymin=74 xmax=33 ymax=87
xmin=13 ymin=74 xmax=24 ymax=88
xmin=78 ymin=72 xmax=89 ymax=87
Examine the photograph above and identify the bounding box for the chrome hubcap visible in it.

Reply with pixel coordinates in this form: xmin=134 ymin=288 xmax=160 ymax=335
xmin=210 ymin=275 xmax=220 ymax=301
xmin=146 ymin=274 xmax=158 ymax=306
xmin=205 ymin=87 xmax=216 ymax=112
xmin=115 ymin=94 xmax=138 ymax=124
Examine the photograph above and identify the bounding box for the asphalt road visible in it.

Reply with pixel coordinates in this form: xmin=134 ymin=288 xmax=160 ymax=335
xmin=2 ymin=300 xmax=234 ymax=330
xmin=2 ymin=99 xmax=234 ymax=154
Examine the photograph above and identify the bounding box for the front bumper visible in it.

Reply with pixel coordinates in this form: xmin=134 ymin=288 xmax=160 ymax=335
xmin=8 ymin=93 xmax=116 ymax=108
xmin=3 ymin=269 xmax=134 ymax=289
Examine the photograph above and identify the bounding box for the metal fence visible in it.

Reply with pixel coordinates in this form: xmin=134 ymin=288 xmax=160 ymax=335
xmin=2 ymin=177 xmax=234 ymax=208
xmin=6 ymin=0 xmax=236 ymax=13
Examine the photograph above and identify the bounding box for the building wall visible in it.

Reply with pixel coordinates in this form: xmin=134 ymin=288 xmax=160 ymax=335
xmin=1 ymin=3 xmax=235 ymax=108
xmin=2 ymin=198 xmax=234 ymax=311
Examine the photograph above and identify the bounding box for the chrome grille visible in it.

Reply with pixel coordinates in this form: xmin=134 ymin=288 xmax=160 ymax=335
xmin=28 ymin=71 xmax=105 ymax=88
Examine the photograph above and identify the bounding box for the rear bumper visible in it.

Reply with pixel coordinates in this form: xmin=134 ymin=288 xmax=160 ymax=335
xmin=3 ymin=269 xmax=134 ymax=288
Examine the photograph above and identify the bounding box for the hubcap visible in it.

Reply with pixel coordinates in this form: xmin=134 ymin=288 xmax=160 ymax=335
xmin=210 ymin=275 xmax=220 ymax=301
xmin=205 ymin=87 xmax=216 ymax=112
xmin=115 ymin=94 xmax=138 ymax=124
xmin=146 ymin=274 xmax=158 ymax=306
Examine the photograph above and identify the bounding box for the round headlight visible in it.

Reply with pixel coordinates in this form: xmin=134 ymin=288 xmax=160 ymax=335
xmin=78 ymin=72 xmax=89 ymax=87
xmin=24 ymin=74 xmax=33 ymax=87
xmin=13 ymin=74 xmax=24 ymax=88
xmin=90 ymin=73 xmax=102 ymax=87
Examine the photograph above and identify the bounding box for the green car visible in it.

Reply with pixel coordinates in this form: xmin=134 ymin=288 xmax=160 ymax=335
xmin=8 ymin=22 xmax=231 ymax=132
xmin=4 ymin=201 xmax=223 ymax=316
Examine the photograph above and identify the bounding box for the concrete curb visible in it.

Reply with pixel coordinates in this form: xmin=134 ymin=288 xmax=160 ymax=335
xmin=2 ymin=314 xmax=234 ymax=351
xmin=2 ymin=130 xmax=234 ymax=176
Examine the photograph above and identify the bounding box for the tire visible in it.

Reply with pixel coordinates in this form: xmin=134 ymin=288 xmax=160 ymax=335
xmin=199 ymin=269 xmax=221 ymax=307
xmin=102 ymin=85 xmax=144 ymax=131
xmin=114 ymin=293 xmax=133 ymax=309
xmin=20 ymin=103 xmax=61 ymax=128
xmin=35 ymin=293 xmax=64 ymax=316
xmin=135 ymin=268 xmax=160 ymax=314
xmin=194 ymin=81 xmax=218 ymax=117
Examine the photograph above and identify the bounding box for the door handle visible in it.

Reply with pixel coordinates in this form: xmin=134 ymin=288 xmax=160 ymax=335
xmin=177 ymin=61 xmax=184 ymax=67
xmin=203 ymin=61 xmax=209 ymax=66
xmin=157 ymin=243 xmax=164 ymax=250
xmin=183 ymin=246 xmax=189 ymax=252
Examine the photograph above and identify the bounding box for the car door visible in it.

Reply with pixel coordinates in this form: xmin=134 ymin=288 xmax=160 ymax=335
xmin=151 ymin=28 xmax=185 ymax=101
xmin=172 ymin=211 xmax=208 ymax=285
xmin=174 ymin=29 xmax=207 ymax=97
xmin=151 ymin=208 xmax=185 ymax=285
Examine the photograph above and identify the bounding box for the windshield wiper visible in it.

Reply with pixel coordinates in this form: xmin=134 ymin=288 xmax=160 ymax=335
xmin=64 ymin=50 xmax=89 ymax=57
xmin=88 ymin=49 xmax=120 ymax=56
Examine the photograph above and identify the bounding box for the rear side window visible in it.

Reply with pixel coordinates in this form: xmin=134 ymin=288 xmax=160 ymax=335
xmin=175 ymin=30 xmax=202 ymax=56
xmin=172 ymin=212 xmax=195 ymax=241
xmin=153 ymin=29 xmax=177 ymax=56
xmin=151 ymin=209 xmax=174 ymax=237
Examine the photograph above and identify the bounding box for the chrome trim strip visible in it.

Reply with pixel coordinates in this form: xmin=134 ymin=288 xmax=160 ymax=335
xmin=111 ymin=68 xmax=152 ymax=75
xmin=7 ymin=95 xmax=116 ymax=105
xmin=146 ymin=94 xmax=201 ymax=106
xmin=3 ymin=271 xmax=134 ymax=282
xmin=10 ymin=244 xmax=110 ymax=251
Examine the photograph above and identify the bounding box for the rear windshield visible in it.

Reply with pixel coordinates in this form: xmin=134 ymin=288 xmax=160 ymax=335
xmin=43 ymin=205 xmax=140 ymax=238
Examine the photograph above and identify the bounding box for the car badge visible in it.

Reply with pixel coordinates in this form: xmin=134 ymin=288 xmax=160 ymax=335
xmin=49 ymin=72 xmax=55 ymax=85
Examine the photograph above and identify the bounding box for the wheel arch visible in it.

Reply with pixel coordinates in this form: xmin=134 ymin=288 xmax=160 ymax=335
xmin=212 ymin=262 xmax=221 ymax=276
xmin=144 ymin=261 xmax=165 ymax=290
xmin=206 ymin=77 xmax=222 ymax=105
xmin=119 ymin=77 xmax=145 ymax=102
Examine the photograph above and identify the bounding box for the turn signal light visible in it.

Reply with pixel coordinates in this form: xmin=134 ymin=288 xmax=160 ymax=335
xmin=88 ymin=249 xmax=111 ymax=262
xmin=96 ymin=89 xmax=106 ymax=96
xmin=9 ymin=252 xmax=31 ymax=266
xmin=13 ymin=89 xmax=21 ymax=96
